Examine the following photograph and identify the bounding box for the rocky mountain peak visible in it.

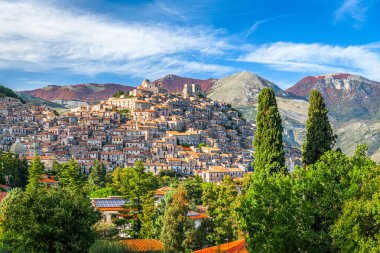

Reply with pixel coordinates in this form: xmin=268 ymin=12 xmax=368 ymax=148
xmin=208 ymin=71 xmax=286 ymax=106
xmin=286 ymin=73 xmax=380 ymax=121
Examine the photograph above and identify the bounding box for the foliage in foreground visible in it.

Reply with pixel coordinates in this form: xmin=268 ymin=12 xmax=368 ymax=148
xmin=238 ymin=146 xmax=379 ymax=252
xmin=0 ymin=187 xmax=100 ymax=252
xmin=89 ymin=240 xmax=130 ymax=253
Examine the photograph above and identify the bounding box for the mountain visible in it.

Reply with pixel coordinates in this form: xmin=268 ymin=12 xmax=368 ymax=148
xmin=21 ymin=83 xmax=134 ymax=102
xmin=17 ymin=92 xmax=66 ymax=109
xmin=208 ymin=71 xmax=288 ymax=106
xmin=207 ymin=71 xmax=380 ymax=163
xmin=286 ymin=73 xmax=380 ymax=121
xmin=0 ymin=84 xmax=24 ymax=102
xmin=208 ymin=71 xmax=308 ymax=151
xmin=154 ymin=74 xmax=217 ymax=93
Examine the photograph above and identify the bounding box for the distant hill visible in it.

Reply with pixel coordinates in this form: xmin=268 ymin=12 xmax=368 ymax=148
xmin=0 ymin=84 xmax=24 ymax=102
xmin=286 ymin=73 xmax=380 ymax=121
xmin=208 ymin=71 xmax=288 ymax=105
xmin=21 ymin=83 xmax=134 ymax=102
xmin=154 ymin=74 xmax=217 ymax=93
xmin=17 ymin=92 xmax=66 ymax=109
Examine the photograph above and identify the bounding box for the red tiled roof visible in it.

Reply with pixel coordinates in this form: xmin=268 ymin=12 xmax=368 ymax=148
xmin=188 ymin=213 xmax=210 ymax=219
xmin=193 ymin=239 xmax=248 ymax=253
xmin=39 ymin=178 xmax=59 ymax=183
xmin=98 ymin=207 xmax=126 ymax=212
xmin=154 ymin=186 xmax=172 ymax=196
xmin=0 ymin=192 xmax=8 ymax=202
xmin=121 ymin=239 xmax=164 ymax=252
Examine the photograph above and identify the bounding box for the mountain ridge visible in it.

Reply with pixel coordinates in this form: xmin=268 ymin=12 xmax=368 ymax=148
xmin=154 ymin=74 xmax=217 ymax=93
xmin=21 ymin=83 xmax=134 ymax=102
xmin=286 ymin=73 xmax=380 ymax=121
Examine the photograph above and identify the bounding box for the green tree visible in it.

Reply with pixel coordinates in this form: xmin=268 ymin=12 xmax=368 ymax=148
xmin=183 ymin=175 xmax=203 ymax=205
xmin=331 ymin=146 xmax=380 ymax=252
xmin=26 ymin=154 xmax=45 ymax=190
xmin=88 ymin=160 xmax=107 ymax=190
xmin=238 ymin=172 xmax=297 ymax=252
xmin=49 ymin=160 xmax=65 ymax=177
xmin=0 ymin=152 xmax=28 ymax=188
xmin=301 ymin=89 xmax=336 ymax=166
xmin=113 ymin=90 xmax=125 ymax=98
xmin=253 ymin=88 xmax=285 ymax=175
xmin=206 ymin=176 xmax=239 ymax=245
xmin=114 ymin=162 xmax=158 ymax=238
xmin=161 ymin=184 xmax=192 ymax=252
xmin=139 ymin=191 xmax=156 ymax=239
xmin=90 ymin=187 xmax=120 ymax=198
xmin=291 ymin=150 xmax=353 ymax=252
xmin=59 ymin=159 xmax=85 ymax=192
xmin=0 ymin=187 xmax=100 ymax=252
xmin=158 ymin=170 xmax=178 ymax=187
xmin=151 ymin=191 xmax=173 ymax=239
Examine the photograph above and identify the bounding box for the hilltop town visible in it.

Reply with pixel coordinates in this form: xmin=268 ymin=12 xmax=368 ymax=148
xmin=0 ymin=79 xmax=263 ymax=182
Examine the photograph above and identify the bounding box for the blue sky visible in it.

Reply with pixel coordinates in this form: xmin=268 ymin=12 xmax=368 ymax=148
xmin=0 ymin=0 xmax=379 ymax=90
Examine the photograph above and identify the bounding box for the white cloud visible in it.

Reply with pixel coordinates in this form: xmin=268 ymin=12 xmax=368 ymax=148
xmin=245 ymin=20 xmax=267 ymax=39
xmin=335 ymin=0 xmax=367 ymax=27
xmin=238 ymin=42 xmax=380 ymax=80
xmin=0 ymin=0 xmax=232 ymax=78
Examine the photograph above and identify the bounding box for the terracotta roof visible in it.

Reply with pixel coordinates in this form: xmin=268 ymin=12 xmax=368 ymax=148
xmin=39 ymin=178 xmax=59 ymax=183
xmin=193 ymin=239 xmax=248 ymax=253
xmin=98 ymin=207 xmax=126 ymax=212
xmin=0 ymin=192 xmax=8 ymax=202
xmin=0 ymin=184 xmax=11 ymax=189
xmin=154 ymin=186 xmax=172 ymax=196
xmin=188 ymin=213 xmax=210 ymax=219
xmin=121 ymin=239 xmax=164 ymax=252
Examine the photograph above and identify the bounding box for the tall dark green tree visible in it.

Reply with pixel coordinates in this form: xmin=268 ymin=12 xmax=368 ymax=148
xmin=87 ymin=160 xmax=106 ymax=191
xmin=302 ymin=89 xmax=336 ymax=166
xmin=138 ymin=191 xmax=156 ymax=239
xmin=253 ymin=88 xmax=285 ymax=175
xmin=26 ymin=154 xmax=45 ymax=190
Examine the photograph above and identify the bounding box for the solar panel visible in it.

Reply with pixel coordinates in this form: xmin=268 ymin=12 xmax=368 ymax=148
xmin=94 ymin=198 xmax=126 ymax=207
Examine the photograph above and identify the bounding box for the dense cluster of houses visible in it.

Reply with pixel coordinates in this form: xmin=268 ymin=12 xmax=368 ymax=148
xmin=1 ymin=79 xmax=256 ymax=183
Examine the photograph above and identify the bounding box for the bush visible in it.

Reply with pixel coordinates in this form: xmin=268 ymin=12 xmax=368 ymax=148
xmin=89 ymin=240 xmax=130 ymax=253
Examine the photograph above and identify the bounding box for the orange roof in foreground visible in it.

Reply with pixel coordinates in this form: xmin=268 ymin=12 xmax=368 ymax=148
xmin=154 ymin=186 xmax=172 ymax=196
xmin=121 ymin=239 xmax=164 ymax=252
xmin=193 ymin=239 xmax=248 ymax=253
xmin=0 ymin=192 xmax=8 ymax=202
xmin=98 ymin=207 xmax=126 ymax=212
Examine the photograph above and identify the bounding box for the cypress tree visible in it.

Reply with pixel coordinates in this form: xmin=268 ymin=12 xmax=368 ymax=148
xmin=253 ymin=88 xmax=285 ymax=175
xmin=301 ymin=89 xmax=336 ymax=166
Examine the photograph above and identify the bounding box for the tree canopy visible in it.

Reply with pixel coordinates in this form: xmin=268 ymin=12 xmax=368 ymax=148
xmin=0 ymin=187 xmax=100 ymax=252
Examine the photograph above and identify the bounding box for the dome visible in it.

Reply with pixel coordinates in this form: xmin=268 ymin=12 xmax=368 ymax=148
xmin=10 ymin=140 xmax=26 ymax=155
